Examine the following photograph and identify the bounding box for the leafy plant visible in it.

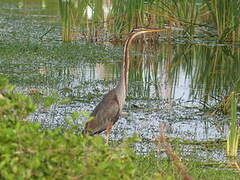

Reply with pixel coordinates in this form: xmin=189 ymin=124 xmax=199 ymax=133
xmin=0 ymin=77 xmax=137 ymax=179
xmin=0 ymin=77 xmax=35 ymax=123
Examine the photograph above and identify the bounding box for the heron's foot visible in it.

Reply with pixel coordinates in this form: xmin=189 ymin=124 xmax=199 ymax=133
xmin=105 ymin=122 xmax=113 ymax=145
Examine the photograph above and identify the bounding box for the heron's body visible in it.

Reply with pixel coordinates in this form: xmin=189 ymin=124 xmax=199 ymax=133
xmin=84 ymin=88 xmax=122 ymax=135
xmin=83 ymin=28 xmax=164 ymax=135
xmin=84 ymin=74 xmax=126 ymax=135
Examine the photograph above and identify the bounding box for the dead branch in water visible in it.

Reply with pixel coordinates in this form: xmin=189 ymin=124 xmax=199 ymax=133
xmin=158 ymin=123 xmax=193 ymax=180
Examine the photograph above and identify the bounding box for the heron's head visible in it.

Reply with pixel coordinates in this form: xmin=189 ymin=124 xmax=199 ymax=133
xmin=131 ymin=27 xmax=164 ymax=35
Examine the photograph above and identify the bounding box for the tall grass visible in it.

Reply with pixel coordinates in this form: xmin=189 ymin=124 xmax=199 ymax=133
xmin=203 ymin=0 xmax=240 ymax=41
xmin=110 ymin=0 xmax=146 ymax=35
xmin=58 ymin=0 xmax=240 ymax=42
xmin=227 ymin=92 xmax=239 ymax=157
xmin=59 ymin=0 xmax=106 ymax=41
xmin=59 ymin=0 xmax=72 ymax=42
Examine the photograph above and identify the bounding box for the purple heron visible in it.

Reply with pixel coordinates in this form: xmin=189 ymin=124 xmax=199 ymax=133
xmin=83 ymin=28 xmax=164 ymax=136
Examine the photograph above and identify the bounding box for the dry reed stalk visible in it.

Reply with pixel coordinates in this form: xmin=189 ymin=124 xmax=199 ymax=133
xmin=229 ymin=162 xmax=240 ymax=173
xmin=158 ymin=123 xmax=192 ymax=180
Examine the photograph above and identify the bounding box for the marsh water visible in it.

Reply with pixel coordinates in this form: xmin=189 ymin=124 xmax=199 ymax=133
xmin=0 ymin=0 xmax=239 ymax=163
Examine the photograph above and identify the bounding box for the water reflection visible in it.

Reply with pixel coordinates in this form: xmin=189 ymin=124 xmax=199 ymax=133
xmin=126 ymin=41 xmax=240 ymax=101
xmin=0 ymin=40 xmax=239 ymax=101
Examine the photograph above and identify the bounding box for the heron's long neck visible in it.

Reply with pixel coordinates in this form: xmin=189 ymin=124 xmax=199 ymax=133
xmin=115 ymin=29 xmax=163 ymax=107
xmin=117 ymin=34 xmax=134 ymax=96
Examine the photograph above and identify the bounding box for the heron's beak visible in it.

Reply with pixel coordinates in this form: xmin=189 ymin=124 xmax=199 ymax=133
xmin=132 ymin=28 xmax=164 ymax=34
xmin=143 ymin=29 xmax=164 ymax=33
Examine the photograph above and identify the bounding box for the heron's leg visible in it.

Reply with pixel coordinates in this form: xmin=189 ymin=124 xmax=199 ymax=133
xmin=106 ymin=122 xmax=113 ymax=145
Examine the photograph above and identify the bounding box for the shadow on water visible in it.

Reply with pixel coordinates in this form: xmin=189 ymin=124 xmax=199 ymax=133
xmin=0 ymin=0 xmax=239 ymax=164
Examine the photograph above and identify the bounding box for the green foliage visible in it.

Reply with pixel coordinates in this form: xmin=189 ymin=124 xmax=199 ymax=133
xmin=0 ymin=77 xmax=35 ymax=122
xmin=43 ymin=92 xmax=59 ymax=108
xmin=0 ymin=120 xmax=138 ymax=179
xmin=0 ymin=77 xmax=134 ymax=179
xmin=0 ymin=76 xmax=138 ymax=179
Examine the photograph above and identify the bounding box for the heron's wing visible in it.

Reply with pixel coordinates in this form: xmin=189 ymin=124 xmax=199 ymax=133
xmin=84 ymin=89 xmax=120 ymax=135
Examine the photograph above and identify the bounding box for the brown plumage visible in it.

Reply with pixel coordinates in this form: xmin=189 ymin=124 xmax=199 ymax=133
xmin=84 ymin=89 xmax=120 ymax=135
xmin=83 ymin=28 xmax=164 ymax=135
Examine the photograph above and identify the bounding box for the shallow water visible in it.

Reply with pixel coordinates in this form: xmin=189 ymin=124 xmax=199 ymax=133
xmin=0 ymin=0 xmax=239 ymax=162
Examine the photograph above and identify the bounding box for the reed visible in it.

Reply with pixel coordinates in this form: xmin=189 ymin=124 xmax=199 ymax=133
xmin=57 ymin=1 xmax=240 ymax=42
xmin=203 ymin=0 xmax=240 ymax=41
xmin=226 ymin=92 xmax=239 ymax=157
xmin=110 ymin=0 xmax=146 ymax=36
xmin=59 ymin=0 xmax=72 ymax=42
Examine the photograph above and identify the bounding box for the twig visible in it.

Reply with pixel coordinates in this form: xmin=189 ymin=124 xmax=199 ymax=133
xmin=158 ymin=123 xmax=192 ymax=180
xmin=39 ymin=27 xmax=54 ymax=40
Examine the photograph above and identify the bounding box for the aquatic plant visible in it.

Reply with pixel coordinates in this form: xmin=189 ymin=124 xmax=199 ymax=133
xmin=203 ymin=0 xmax=240 ymax=41
xmin=227 ymin=92 xmax=240 ymax=157
xmin=59 ymin=0 xmax=105 ymax=41
xmin=59 ymin=0 xmax=72 ymax=41
xmin=110 ymin=0 xmax=146 ymax=34
xmin=57 ymin=0 xmax=240 ymax=42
